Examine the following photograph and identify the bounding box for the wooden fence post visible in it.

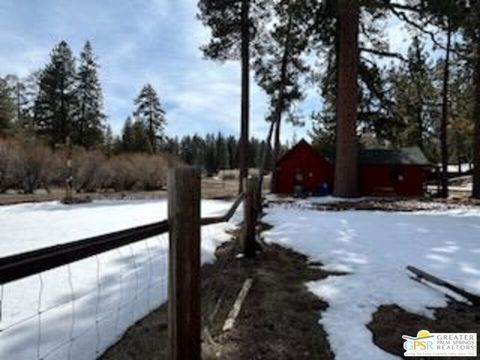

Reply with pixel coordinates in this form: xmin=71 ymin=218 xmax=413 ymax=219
xmin=243 ymin=175 xmax=258 ymax=258
xmin=256 ymin=176 xmax=262 ymax=216
xmin=168 ymin=167 xmax=201 ymax=360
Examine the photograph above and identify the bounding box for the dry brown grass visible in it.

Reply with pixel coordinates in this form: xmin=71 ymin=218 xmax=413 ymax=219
xmin=0 ymin=177 xmax=241 ymax=206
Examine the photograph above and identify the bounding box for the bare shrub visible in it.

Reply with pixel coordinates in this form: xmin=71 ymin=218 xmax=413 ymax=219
xmin=0 ymin=138 xmax=17 ymax=192
xmin=12 ymin=140 xmax=52 ymax=193
xmin=105 ymin=155 xmax=136 ymax=191
xmin=72 ymin=150 xmax=108 ymax=192
xmin=47 ymin=150 xmax=68 ymax=188
xmin=104 ymin=154 xmax=168 ymax=192
xmin=129 ymin=154 xmax=167 ymax=191
xmin=0 ymin=137 xmax=170 ymax=194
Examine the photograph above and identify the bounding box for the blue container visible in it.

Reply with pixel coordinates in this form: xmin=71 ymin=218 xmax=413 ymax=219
xmin=317 ymin=182 xmax=331 ymax=196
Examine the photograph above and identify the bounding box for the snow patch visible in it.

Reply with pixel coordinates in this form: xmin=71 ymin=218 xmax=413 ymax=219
xmin=0 ymin=199 xmax=238 ymax=360
xmin=264 ymin=204 xmax=480 ymax=360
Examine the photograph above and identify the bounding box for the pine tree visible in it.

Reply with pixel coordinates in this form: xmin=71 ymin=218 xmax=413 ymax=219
xmin=439 ymin=23 xmax=453 ymax=196
xmin=204 ymin=133 xmax=217 ymax=175
xmin=131 ymin=120 xmax=152 ymax=153
xmin=448 ymin=62 xmax=474 ymax=171
xmin=309 ymin=1 xmax=394 ymax=158
xmin=309 ymin=40 xmax=337 ymax=153
xmin=121 ymin=116 xmax=135 ymax=152
xmin=198 ymin=0 xmax=268 ymax=191
xmin=1 ymin=74 xmax=37 ymax=137
xmin=226 ymin=135 xmax=238 ymax=169
xmin=133 ymin=84 xmax=166 ymax=152
xmin=253 ymin=0 xmax=311 ymax=187
xmin=103 ymin=125 xmax=114 ymax=156
xmin=2 ymin=75 xmax=28 ymax=125
xmin=418 ymin=0 xmax=464 ymax=197
xmin=20 ymin=70 xmax=41 ymax=134
xmin=192 ymin=135 xmax=207 ymax=168
xmin=467 ymin=1 xmax=480 ymax=198
xmin=35 ymin=41 xmax=78 ymax=146
xmin=180 ymin=136 xmax=195 ymax=165
xmin=75 ymin=41 xmax=105 ymax=148
xmin=0 ymin=77 xmax=14 ymax=136
xmin=215 ymin=132 xmax=229 ymax=170
xmin=163 ymin=136 xmax=181 ymax=156
xmin=407 ymin=37 xmax=437 ymax=151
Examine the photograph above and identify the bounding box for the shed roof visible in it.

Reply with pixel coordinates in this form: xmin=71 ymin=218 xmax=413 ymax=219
xmin=282 ymin=140 xmax=431 ymax=166
xmin=359 ymin=147 xmax=431 ymax=166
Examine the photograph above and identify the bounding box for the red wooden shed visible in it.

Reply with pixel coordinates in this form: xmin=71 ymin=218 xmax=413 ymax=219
xmin=273 ymin=140 xmax=334 ymax=195
xmin=272 ymin=140 xmax=432 ymax=197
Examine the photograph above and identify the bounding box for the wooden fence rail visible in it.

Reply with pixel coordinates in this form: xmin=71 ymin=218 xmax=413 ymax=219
xmin=0 ymin=189 xmax=244 ymax=286
xmin=0 ymin=220 xmax=169 ymax=285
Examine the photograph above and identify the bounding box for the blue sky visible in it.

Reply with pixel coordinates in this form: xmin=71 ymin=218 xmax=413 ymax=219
xmin=0 ymin=1 xmax=414 ymax=142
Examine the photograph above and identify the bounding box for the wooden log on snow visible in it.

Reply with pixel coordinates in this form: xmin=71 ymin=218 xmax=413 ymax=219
xmin=223 ymin=278 xmax=253 ymax=332
xmin=407 ymin=265 xmax=480 ymax=306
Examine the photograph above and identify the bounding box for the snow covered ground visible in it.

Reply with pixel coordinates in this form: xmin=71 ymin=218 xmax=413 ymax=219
xmin=0 ymin=199 xmax=238 ymax=360
xmin=264 ymin=203 xmax=480 ymax=360
xmin=446 ymin=163 xmax=473 ymax=173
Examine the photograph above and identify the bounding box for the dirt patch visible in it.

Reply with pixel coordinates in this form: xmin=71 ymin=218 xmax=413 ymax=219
xmin=368 ymin=302 xmax=480 ymax=358
xmin=101 ymin=235 xmax=333 ymax=359
xmin=204 ymin=242 xmax=333 ymax=360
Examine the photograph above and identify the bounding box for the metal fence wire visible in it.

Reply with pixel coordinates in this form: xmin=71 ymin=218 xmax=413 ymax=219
xmin=0 ymin=195 xmax=243 ymax=360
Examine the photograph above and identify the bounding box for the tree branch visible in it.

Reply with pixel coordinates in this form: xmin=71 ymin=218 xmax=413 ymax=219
xmin=360 ymin=47 xmax=407 ymax=62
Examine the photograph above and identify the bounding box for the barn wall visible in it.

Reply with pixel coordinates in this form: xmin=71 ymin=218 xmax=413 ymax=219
xmin=274 ymin=143 xmax=334 ymax=194
xmin=359 ymin=165 xmax=427 ymax=196
xmin=273 ymin=141 xmax=429 ymax=196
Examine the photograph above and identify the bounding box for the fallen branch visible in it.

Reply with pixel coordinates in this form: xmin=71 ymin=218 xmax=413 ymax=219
xmin=407 ymin=265 xmax=480 ymax=306
xmin=222 ymin=278 xmax=253 ymax=332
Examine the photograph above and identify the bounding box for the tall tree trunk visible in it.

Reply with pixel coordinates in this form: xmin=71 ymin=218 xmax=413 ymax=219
xmin=473 ymin=40 xmax=480 ymax=199
xmin=258 ymin=119 xmax=275 ymax=191
xmin=456 ymin=131 xmax=462 ymax=174
xmin=270 ymin=9 xmax=293 ymax=193
xmin=333 ymin=0 xmax=359 ymax=197
xmin=238 ymin=0 xmax=250 ymax=193
xmin=413 ymin=43 xmax=425 ymax=151
xmin=273 ymin=117 xmax=281 ymax=164
xmin=439 ymin=21 xmax=452 ymax=198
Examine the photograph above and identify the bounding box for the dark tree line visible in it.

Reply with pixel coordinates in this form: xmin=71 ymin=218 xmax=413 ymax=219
xmin=166 ymin=133 xmax=274 ymax=176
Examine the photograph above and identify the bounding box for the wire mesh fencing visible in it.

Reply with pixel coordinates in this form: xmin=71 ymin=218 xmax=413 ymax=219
xmin=0 ymin=196 xmax=244 ymax=360
xmin=200 ymin=202 xmax=244 ymax=263
xmin=0 ymin=233 xmax=169 ymax=360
